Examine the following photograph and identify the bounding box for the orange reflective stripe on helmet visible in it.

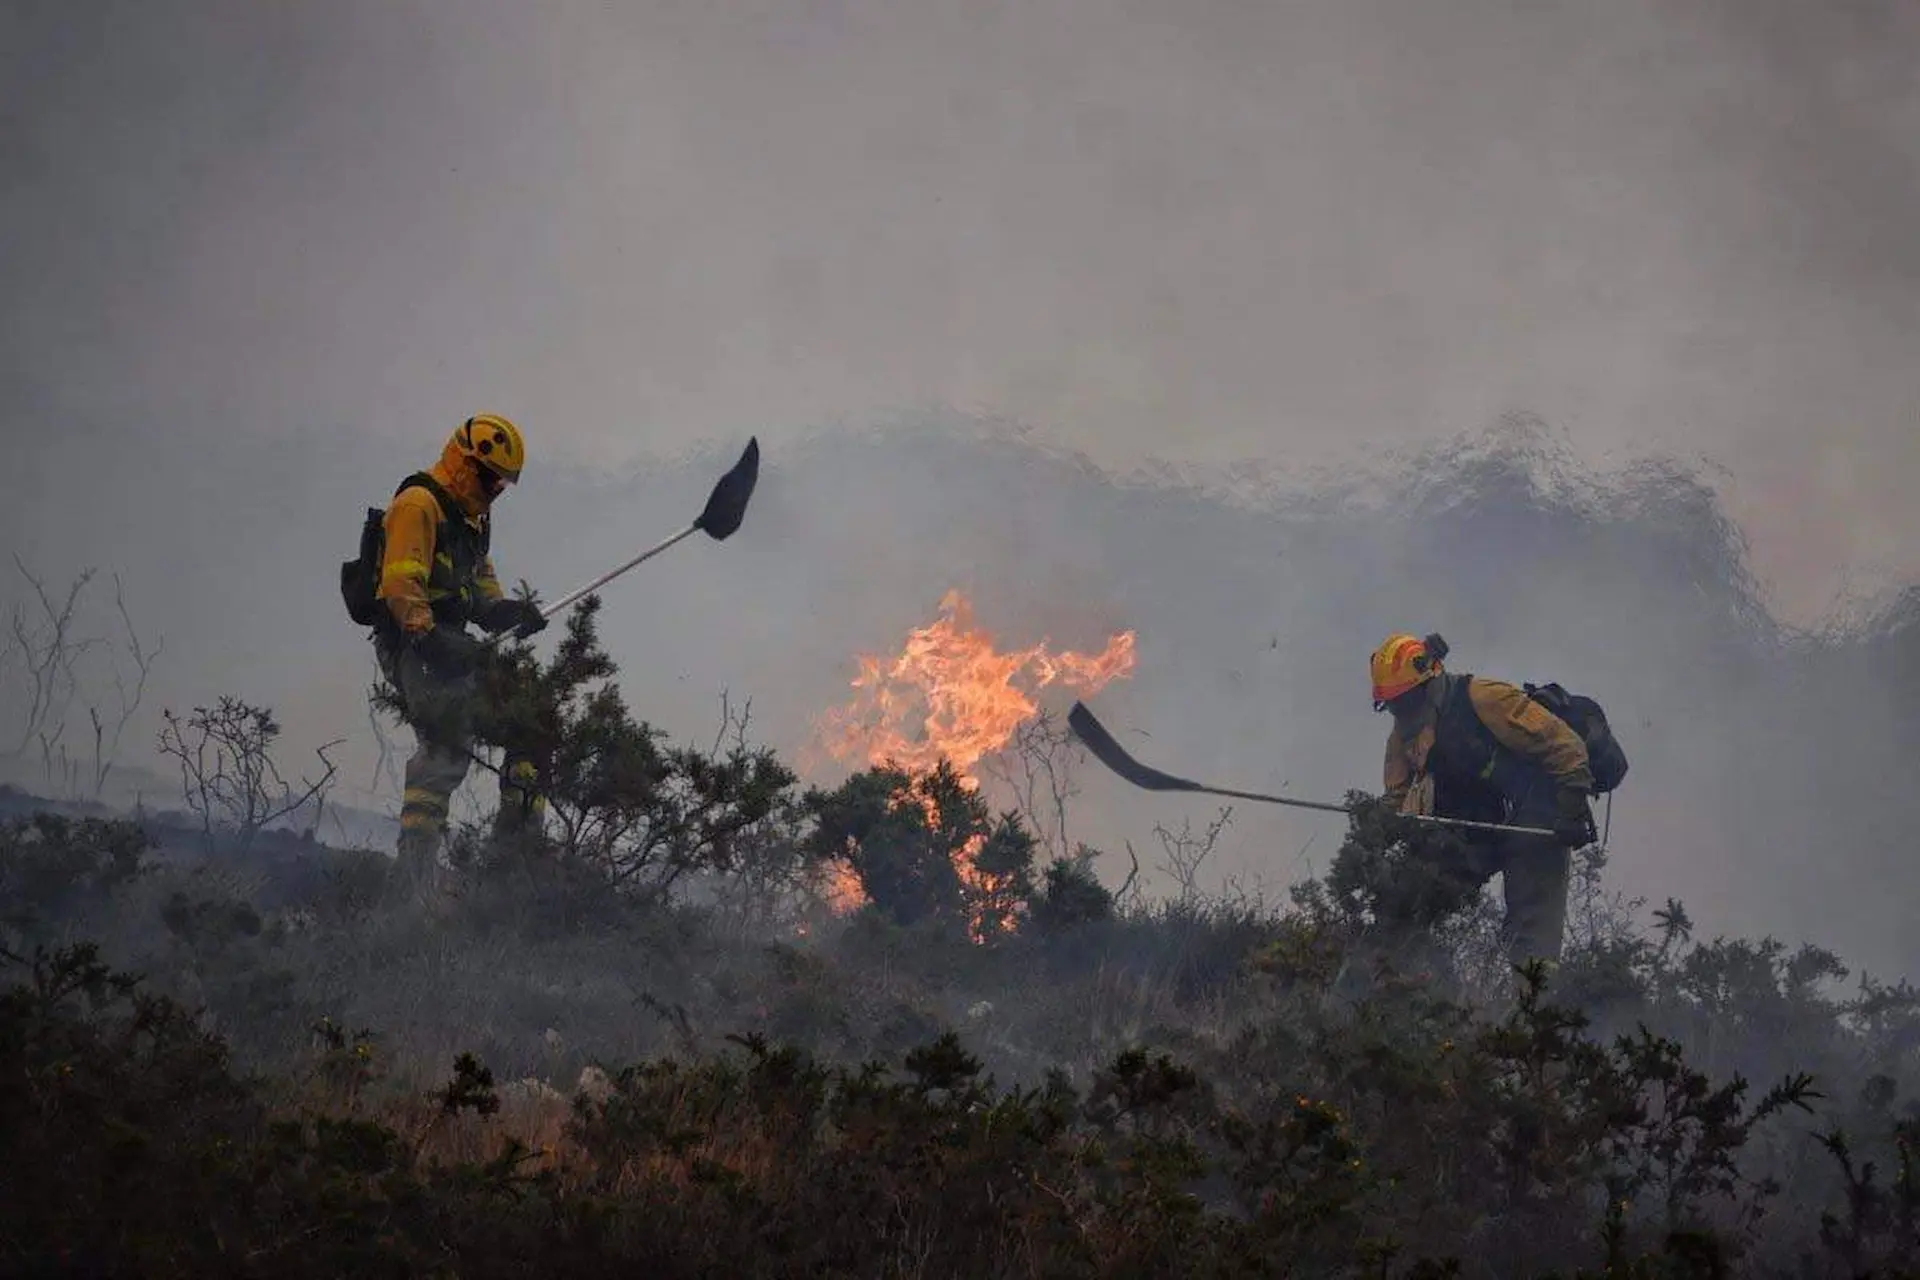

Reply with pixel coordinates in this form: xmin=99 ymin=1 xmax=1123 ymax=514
xmin=1370 ymin=632 xmax=1442 ymax=708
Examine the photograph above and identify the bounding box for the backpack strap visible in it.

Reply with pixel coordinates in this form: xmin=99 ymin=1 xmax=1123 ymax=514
xmin=395 ymin=471 xmax=489 ymax=549
xmin=395 ymin=470 xmax=457 ymax=519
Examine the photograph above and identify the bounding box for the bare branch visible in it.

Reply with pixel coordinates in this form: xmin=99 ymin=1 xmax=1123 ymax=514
xmin=365 ymin=690 xmax=405 ymax=798
xmin=157 ymin=697 xmax=342 ymax=854
xmin=1116 ymin=841 xmax=1143 ymax=913
xmin=86 ymin=574 xmax=163 ymax=798
xmin=9 ymin=558 xmax=103 ymax=757
xmin=979 ymin=706 xmax=1084 ymax=864
xmin=269 ymin=737 xmax=345 ymax=839
xmin=708 ymin=688 xmax=756 ymax=759
xmin=89 ymin=707 xmax=108 ymax=798
xmin=38 ymin=730 xmax=81 ymax=799
xmin=0 ymin=606 xmax=20 ymax=691
xmin=1152 ymin=805 xmax=1234 ymax=905
xmin=159 ymin=707 xmax=214 ymax=851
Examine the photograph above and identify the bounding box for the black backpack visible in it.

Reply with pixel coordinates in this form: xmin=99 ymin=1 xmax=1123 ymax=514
xmin=339 ymin=472 xmax=462 ymax=628
xmin=1523 ymin=682 xmax=1629 ymax=794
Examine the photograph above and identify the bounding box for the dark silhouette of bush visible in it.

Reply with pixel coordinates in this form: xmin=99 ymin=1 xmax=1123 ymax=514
xmin=0 ymin=812 xmax=149 ymax=928
xmin=9 ymin=586 xmax=1920 ymax=1274
xmin=1031 ymin=849 xmax=1117 ymax=932
xmin=376 ymin=597 xmax=799 ymax=904
xmin=10 ymin=934 xmax=1916 ymax=1277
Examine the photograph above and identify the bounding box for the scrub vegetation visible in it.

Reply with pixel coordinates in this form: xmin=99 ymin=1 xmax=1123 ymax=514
xmin=5 ymin=603 xmax=1920 ymax=1278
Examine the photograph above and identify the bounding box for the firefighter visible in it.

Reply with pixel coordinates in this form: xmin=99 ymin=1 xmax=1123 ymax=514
xmin=372 ymin=414 xmax=549 ymax=889
xmin=1371 ymin=633 xmax=1597 ymax=967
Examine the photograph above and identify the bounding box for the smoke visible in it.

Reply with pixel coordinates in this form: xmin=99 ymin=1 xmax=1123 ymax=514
xmin=508 ymin=415 xmax=1920 ymax=984
xmin=2 ymin=2 xmax=1915 ymax=978
xmin=0 ymin=408 xmax=1913 ymax=978
xmin=4 ymin=0 xmax=1918 ymax=615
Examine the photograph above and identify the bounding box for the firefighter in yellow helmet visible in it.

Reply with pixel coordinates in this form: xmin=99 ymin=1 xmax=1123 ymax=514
xmin=372 ymin=414 xmax=549 ymax=889
xmin=1370 ymin=632 xmax=1597 ymax=967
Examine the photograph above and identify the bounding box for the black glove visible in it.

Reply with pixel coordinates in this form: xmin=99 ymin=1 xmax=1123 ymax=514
xmin=481 ymin=598 xmax=548 ymax=640
xmin=1552 ymin=787 xmax=1596 ymax=848
xmin=412 ymin=624 xmax=486 ymax=677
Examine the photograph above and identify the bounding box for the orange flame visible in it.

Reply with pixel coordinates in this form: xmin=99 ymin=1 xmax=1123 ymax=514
xmin=812 ymin=590 xmax=1137 ymax=931
xmin=815 ymin=589 xmax=1136 ymax=783
xmin=818 ymin=857 xmax=867 ymax=916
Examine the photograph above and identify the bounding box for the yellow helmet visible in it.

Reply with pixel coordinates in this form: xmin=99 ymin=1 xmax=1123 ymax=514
xmin=452 ymin=413 xmax=526 ymax=484
xmin=1370 ymin=632 xmax=1445 ymax=710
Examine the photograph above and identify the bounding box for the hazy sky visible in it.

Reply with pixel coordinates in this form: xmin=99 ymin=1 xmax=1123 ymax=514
xmin=4 ymin=0 xmax=1917 ymax=618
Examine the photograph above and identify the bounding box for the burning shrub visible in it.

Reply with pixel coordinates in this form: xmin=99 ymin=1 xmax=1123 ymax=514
xmin=807 ymin=589 xmax=1133 ymax=940
xmin=802 ymin=762 xmax=975 ymax=930
xmin=802 ymin=760 xmax=1042 ymax=940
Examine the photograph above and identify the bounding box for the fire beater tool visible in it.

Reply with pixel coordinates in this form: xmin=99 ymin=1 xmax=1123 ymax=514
xmin=1067 ymin=700 xmax=1554 ymax=838
xmin=484 ymin=436 xmax=760 ymax=650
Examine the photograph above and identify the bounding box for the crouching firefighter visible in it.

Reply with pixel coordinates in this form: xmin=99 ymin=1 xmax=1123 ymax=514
xmin=346 ymin=414 xmax=551 ymax=889
xmin=1371 ymin=633 xmax=1612 ymax=970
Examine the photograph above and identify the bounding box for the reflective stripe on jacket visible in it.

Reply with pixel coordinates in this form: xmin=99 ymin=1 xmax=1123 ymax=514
xmin=376 ymin=437 xmax=504 ymax=635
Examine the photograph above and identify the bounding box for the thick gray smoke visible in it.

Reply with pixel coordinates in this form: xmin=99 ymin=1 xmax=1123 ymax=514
xmin=2 ymin=415 xmax=1912 ymax=978
xmin=4 ymin=0 xmax=1918 ymax=618
xmin=634 ymin=416 xmax=1915 ymax=984
xmin=3 ymin=0 xmax=1915 ymax=988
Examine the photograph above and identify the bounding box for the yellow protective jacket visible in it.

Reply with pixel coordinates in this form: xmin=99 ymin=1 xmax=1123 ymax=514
xmin=1383 ymin=674 xmax=1593 ymax=822
xmin=375 ymin=436 xmax=506 ymax=637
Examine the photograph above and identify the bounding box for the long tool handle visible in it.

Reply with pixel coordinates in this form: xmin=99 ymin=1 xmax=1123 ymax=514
xmin=1413 ymin=817 xmax=1559 ymax=836
xmin=474 ymin=436 xmax=761 ymax=652
xmin=540 ymin=523 xmax=698 ymax=619
xmin=480 ymin=523 xmax=699 ymax=653
xmin=1410 ymin=813 xmax=1555 ymax=837
xmin=1066 ymin=701 xmax=1555 ymax=837
xmin=1178 ymin=782 xmax=1552 ymax=837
